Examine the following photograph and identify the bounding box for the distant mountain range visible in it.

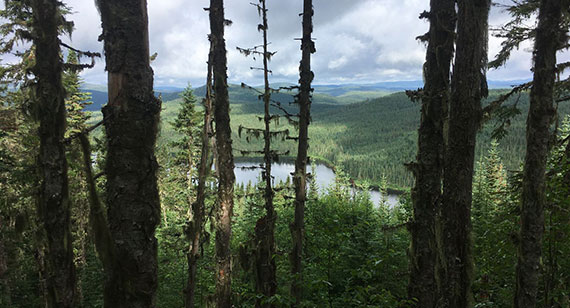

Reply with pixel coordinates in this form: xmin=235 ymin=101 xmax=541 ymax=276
xmin=81 ymin=79 xmax=531 ymax=112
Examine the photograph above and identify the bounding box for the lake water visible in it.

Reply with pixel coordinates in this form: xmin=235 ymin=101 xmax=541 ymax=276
xmin=234 ymin=161 xmax=399 ymax=207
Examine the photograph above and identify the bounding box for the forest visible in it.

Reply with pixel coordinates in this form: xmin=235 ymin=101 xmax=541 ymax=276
xmin=0 ymin=0 xmax=569 ymax=308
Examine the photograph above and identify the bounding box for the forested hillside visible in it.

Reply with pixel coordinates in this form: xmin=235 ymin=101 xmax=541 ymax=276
xmin=1 ymin=0 xmax=569 ymax=307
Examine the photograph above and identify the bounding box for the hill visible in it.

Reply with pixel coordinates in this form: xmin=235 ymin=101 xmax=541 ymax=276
xmin=86 ymin=82 xmax=566 ymax=190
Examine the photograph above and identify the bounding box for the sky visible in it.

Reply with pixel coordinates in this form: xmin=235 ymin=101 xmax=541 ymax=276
xmin=55 ymin=0 xmax=568 ymax=87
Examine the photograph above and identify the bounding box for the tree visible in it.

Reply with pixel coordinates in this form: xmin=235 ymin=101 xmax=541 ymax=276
xmin=31 ymin=0 xmax=77 ymax=306
xmin=290 ymin=0 xmax=315 ymax=306
xmin=96 ymin=0 xmax=161 ymax=306
xmin=515 ymin=0 xmax=564 ymax=307
xmin=237 ymin=1 xmax=290 ymax=305
xmin=170 ymin=84 xmax=205 ymax=308
xmin=440 ymin=0 xmax=490 ymax=307
xmin=406 ymin=0 xmax=455 ymax=306
xmin=209 ymin=0 xmax=236 ymax=307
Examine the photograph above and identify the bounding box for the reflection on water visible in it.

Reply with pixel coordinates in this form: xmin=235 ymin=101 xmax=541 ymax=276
xmin=233 ymin=161 xmax=399 ymax=207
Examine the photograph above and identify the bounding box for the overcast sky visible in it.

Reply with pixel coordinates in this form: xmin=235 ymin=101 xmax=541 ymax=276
xmin=59 ymin=0 xmax=568 ymax=87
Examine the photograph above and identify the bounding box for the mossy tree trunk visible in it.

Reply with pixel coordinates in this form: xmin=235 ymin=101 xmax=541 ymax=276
xmin=440 ymin=0 xmax=489 ymax=307
xmin=514 ymin=0 xmax=562 ymax=307
xmin=407 ymin=1 xmax=455 ymax=307
xmin=290 ymin=0 xmax=315 ymax=306
xmin=254 ymin=1 xmax=277 ymax=306
xmin=97 ymin=0 xmax=161 ymax=306
xmin=31 ymin=0 xmax=76 ymax=306
xmin=210 ymin=0 xmax=236 ymax=307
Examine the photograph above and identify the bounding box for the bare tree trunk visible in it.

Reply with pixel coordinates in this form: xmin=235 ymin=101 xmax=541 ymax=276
xmin=290 ymin=0 xmax=314 ymax=306
xmin=439 ymin=0 xmax=489 ymax=307
xmin=408 ymin=1 xmax=455 ymax=307
xmin=210 ymin=1 xmax=236 ymax=307
xmin=255 ymin=1 xmax=277 ymax=306
xmin=31 ymin=0 xmax=76 ymax=306
xmin=185 ymin=42 xmax=215 ymax=308
xmin=97 ymin=0 xmax=161 ymax=306
xmin=514 ymin=0 xmax=561 ymax=307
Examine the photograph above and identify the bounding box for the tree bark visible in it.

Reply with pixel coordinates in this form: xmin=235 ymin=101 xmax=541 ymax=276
xmin=514 ymin=0 xmax=561 ymax=307
xmin=31 ymin=0 xmax=77 ymax=306
xmin=290 ymin=0 xmax=314 ymax=306
xmin=97 ymin=0 xmax=161 ymax=306
xmin=255 ymin=1 xmax=277 ymax=306
xmin=210 ymin=1 xmax=236 ymax=307
xmin=408 ymin=1 xmax=455 ymax=307
xmin=440 ymin=0 xmax=489 ymax=307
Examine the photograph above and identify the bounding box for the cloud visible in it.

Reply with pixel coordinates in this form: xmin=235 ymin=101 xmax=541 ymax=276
xmin=57 ymin=0 xmax=568 ymax=87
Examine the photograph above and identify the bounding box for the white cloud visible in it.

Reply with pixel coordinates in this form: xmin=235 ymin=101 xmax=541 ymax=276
xmin=49 ymin=0 xmax=570 ymax=87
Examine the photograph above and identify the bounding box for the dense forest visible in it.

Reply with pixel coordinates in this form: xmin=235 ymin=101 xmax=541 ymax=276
xmin=0 ymin=0 xmax=569 ymax=308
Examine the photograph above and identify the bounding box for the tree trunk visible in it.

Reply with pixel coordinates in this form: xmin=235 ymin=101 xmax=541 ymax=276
xmin=31 ymin=0 xmax=76 ymax=306
xmin=290 ymin=0 xmax=314 ymax=306
xmin=408 ymin=1 xmax=455 ymax=307
xmin=255 ymin=1 xmax=277 ymax=306
xmin=210 ymin=1 xmax=236 ymax=307
xmin=97 ymin=0 xmax=161 ymax=306
xmin=185 ymin=42 xmax=215 ymax=308
xmin=440 ymin=0 xmax=489 ymax=307
xmin=514 ymin=0 xmax=561 ymax=307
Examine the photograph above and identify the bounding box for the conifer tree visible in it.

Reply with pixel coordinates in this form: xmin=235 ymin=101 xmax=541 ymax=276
xmin=290 ymin=0 xmax=315 ymax=306
xmin=515 ymin=0 xmax=564 ymax=307
xmin=406 ymin=0 xmax=455 ymax=306
xmin=209 ymin=0 xmax=236 ymax=307
xmin=237 ymin=1 xmax=290 ymax=305
xmin=31 ymin=0 xmax=77 ymax=305
xmin=96 ymin=0 xmax=161 ymax=306
xmin=440 ymin=0 xmax=490 ymax=307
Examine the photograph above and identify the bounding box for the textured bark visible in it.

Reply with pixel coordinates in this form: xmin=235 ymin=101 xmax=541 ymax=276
xmin=408 ymin=1 xmax=455 ymax=307
xmin=514 ymin=0 xmax=561 ymax=307
xmin=255 ymin=1 xmax=277 ymax=306
xmin=185 ymin=44 xmax=214 ymax=308
xmin=31 ymin=0 xmax=77 ymax=306
xmin=97 ymin=0 xmax=161 ymax=306
xmin=210 ymin=1 xmax=236 ymax=307
xmin=290 ymin=0 xmax=314 ymax=306
xmin=439 ymin=1 xmax=489 ymax=307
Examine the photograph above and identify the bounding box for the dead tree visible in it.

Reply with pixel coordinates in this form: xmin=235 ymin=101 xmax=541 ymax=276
xmin=184 ymin=38 xmax=215 ymax=308
xmin=209 ymin=0 xmax=237 ymax=307
xmin=236 ymin=1 xmax=292 ymax=306
xmin=289 ymin=0 xmax=315 ymax=306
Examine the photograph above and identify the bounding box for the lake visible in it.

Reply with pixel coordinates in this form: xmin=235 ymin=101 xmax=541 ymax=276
xmin=233 ymin=160 xmax=400 ymax=207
